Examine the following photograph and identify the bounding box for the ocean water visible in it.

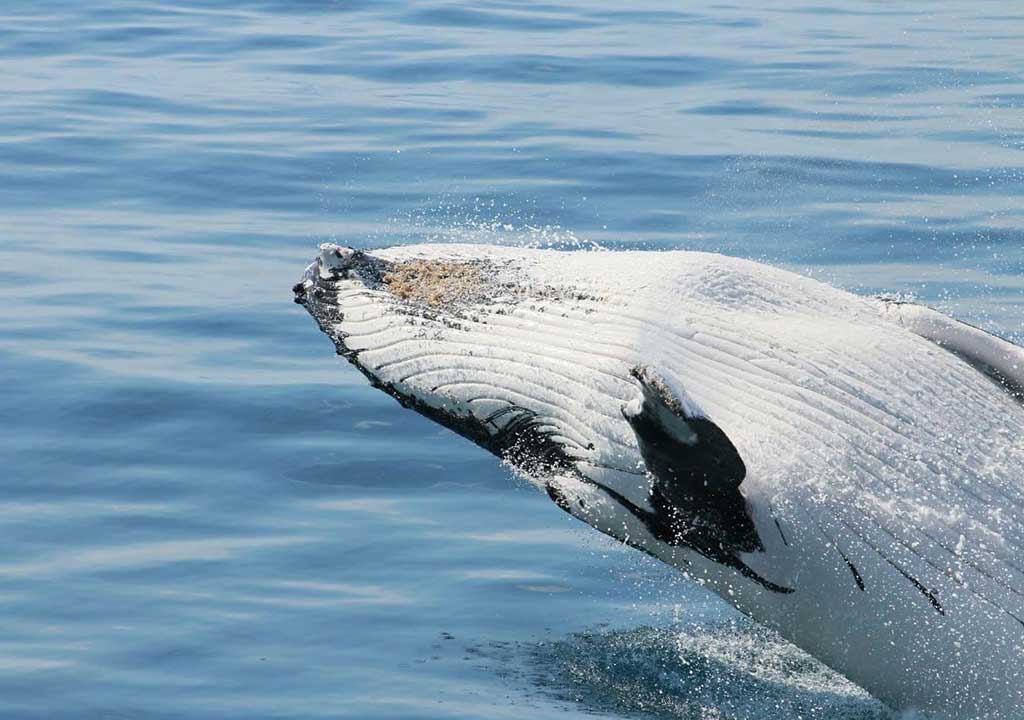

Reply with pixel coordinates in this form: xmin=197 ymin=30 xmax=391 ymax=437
xmin=2 ymin=1 xmax=1023 ymax=718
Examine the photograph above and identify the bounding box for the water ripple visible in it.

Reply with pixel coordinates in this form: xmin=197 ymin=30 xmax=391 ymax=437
xmin=1 ymin=1 xmax=1022 ymax=717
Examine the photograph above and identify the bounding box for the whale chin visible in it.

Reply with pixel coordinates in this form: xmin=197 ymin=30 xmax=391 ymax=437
xmin=296 ymin=242 xmax=1024 ymax=720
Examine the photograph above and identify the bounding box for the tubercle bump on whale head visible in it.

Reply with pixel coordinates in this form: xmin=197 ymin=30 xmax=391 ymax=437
xmin=317 ymin=244 xmax=360 ymax=278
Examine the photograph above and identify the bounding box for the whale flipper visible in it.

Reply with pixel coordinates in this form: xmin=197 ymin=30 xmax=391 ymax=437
xmin=879 ymin=299 xmax=1024 ymax=400
xmin=621 ymin=365 xmax=793 ymax=593
xmin=622 ymin=365 xmax=759 ymax=552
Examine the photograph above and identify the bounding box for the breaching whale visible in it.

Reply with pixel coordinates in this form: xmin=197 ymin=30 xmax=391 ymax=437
xmin=294 ymin=243 xmax=1024 ymax=718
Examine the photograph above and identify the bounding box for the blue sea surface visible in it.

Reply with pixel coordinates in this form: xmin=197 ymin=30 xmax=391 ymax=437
xmin=1 ymin=1 xmax=1023 ymax=718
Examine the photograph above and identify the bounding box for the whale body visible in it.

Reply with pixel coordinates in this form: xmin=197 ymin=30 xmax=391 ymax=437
xmin=294 ymin=243 xmax=1024 ymax=718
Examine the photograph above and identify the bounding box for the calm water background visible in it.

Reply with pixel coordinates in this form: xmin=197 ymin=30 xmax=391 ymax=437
xmin=2 ymin=1 xmax=1023 ymax=718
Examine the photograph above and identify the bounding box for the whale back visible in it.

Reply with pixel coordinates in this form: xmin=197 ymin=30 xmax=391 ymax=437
xmin=296 ymin=244 xmax=1024 ymax=718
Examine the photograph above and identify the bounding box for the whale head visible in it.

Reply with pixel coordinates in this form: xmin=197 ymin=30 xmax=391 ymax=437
xmin=294 ymin=244 xmax=786 ymax=593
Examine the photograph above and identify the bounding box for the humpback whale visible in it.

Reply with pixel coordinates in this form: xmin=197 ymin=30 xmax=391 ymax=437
xmin=294 ymin=243 xmax=1024 ymax=718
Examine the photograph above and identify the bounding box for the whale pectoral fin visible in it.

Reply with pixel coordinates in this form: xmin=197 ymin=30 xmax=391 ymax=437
xmin=878 ymin=298 xmax=1024 ymax=401
xmin=621 ymin=366 xmax=790 ymax=593
xmin=621 ymin=366 xmax=763 ymax=555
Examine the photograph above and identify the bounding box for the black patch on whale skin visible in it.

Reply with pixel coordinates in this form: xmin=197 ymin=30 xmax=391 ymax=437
xmin=324 ymin=248 xmax=394 ymax=288
xmin=839 ymin=550 xmax=865 ymax=591
xmin=773 ymin=518 xmax=790 ymax=547
xmin=808 ymin=517 xmax=865 ymax=592
xmin=362 ymin=380 xmax=579 ymax=479
xmin=481 ymin=406 xmax=578 ymax=475
xmin=827 ymin=510 xmax=947 ymax=615
xmin=899 ymin=567 xmax=943 ymax=615
xmin=393 ymin=400 xmax=578 ymax=478
xmin=621 ymin=367 xmax=792 ymax=594
xmin=545 ymin=481 xmax=573 ymax=512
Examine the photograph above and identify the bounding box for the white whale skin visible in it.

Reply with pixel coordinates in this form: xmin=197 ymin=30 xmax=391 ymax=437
xmin=295 ymin=243 xmax=1024 ymax=719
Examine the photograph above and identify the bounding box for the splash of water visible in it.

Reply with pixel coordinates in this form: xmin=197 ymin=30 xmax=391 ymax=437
xmin=512 ymin=619 xmax=892 ymax=720
xmin=386 ymin=198 xmax=606 ymax=250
